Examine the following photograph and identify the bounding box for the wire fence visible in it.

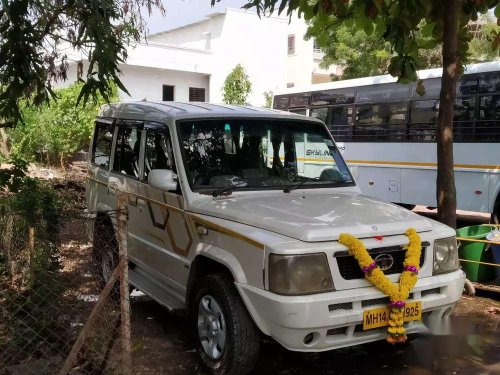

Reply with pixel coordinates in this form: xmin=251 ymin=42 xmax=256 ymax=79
xmin=0 ymin=194 xmax=131 ymax=375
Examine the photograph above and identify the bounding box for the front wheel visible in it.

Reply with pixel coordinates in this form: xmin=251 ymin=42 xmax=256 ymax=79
xmin=190 ymin=273 xmax=260 ymax=375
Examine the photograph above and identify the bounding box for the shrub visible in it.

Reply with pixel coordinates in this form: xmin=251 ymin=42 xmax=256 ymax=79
xmin=8 ymin=82 xmax=117 ymax=167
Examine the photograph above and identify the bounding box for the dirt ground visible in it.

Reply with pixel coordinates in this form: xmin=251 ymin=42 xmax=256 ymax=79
xmin=129 ymin=294 xmax=500 ymax=375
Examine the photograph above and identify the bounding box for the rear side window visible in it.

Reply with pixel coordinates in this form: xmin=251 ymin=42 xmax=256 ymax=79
xmin=91 ymin=122 xmax=114 ymax=169
xmin=112 ymin=126 xmax=142 ymax=178
xmin=144 ymin=128 xmax=174 ymax=181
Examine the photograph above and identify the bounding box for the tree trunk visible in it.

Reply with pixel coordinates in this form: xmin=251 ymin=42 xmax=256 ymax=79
xmin=436 ymin=0 xmax=459 ymax=229
xmin=0 ymin=129 xmax=10 ymax=158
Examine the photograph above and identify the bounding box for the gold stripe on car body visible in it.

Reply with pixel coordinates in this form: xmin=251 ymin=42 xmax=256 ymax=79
xmin=191 ymin=215 xmax=265 ymax=250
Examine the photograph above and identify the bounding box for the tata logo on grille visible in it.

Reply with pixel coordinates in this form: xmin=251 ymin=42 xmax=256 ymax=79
xmin=374 ymin=254 xmax=394 ymax=271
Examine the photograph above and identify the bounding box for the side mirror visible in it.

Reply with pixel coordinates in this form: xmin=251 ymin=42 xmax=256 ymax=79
xmin=148 ymin=169 xmax=178 ymax=191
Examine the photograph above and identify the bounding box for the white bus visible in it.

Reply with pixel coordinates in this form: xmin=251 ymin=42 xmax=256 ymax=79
xmin=272 ymin=61 xmax=500 ymax=221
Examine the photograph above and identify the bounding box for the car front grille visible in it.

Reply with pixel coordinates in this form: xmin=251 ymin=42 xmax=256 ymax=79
xmin=334 ymin=243 xmax=428 ymax=280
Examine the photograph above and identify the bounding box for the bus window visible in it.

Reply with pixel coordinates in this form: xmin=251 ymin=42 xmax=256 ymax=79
xmin=408 ymin=100 xmax=438 ymax=142
xmin=328 ymin=106 xmax=353 ymax=141
xmin=457 ymin=74 xmax=479 ymax=96
xmin=310 ymin=107 xmax=328 ymax=123
xmin=479 ymin=72 xmax=500 ymax=93
xmin=356 ymin=102 xmax=407 ymax=140
xmin=356 ymin=83 xmax=410 ymax=102
xmin=273 ymin=95 xmax=290 ymax=110
xmin=411 ymin=78 xmax=441 ymax=99
xmin=453 ymin=97 xmax=476 ymax=141
xmin=356 ymin=102 xmax=407 ymax=125
xmin=290 ymin=93 xmax=311 ymax=108
xmin=311 ymin=89 xmax=355 ymax=106
xmin=289 ymin=108 xmax=307 ymax=115
xmin=410 ymin=100 xmax=438 ymax=124
xmin=476 ymin=94 xmax=500 ymax=141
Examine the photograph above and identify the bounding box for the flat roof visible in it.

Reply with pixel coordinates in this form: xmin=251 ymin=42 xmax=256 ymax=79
xmin=98 ymin=101 xmax=321 ymax=124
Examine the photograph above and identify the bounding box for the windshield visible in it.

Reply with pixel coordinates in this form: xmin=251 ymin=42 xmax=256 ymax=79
xmin=178 ymin=119 xmax=355 ymax=193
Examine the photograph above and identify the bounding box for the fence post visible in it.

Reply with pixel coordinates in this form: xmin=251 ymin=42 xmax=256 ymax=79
xmin=116 ymin=192 xmax=132 ymax=375
xmin=28 ymin=226 xmax=35 ymax=288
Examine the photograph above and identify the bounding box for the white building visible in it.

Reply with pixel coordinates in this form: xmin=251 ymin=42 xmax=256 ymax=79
xmin=61 ymin=8 xmax=337 ymax=106
xmin=286 ymin=17 xmax=340 ymax=88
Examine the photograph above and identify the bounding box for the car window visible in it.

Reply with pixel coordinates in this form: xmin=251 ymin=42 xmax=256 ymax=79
xmin=112 ymin=126 xmax=142 ymax=178
xmin=144 ymin=128 xmax=174 ymax=181
xmin=91 ymin=122 xmax=114 ymax=169
xmin=178 ymin=119 xmax=354 ymax=192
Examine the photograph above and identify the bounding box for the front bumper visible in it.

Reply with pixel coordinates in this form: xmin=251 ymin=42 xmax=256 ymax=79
xmin=236 ymin=269 xmax=466 ymax=352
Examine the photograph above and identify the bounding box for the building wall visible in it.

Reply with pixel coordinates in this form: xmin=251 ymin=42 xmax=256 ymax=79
xmin=57 ymin=63 xmax=210 ymax=103
xmin=208 ymin=9 xmax=288 ymax=106
xmin=118 ymin=65 xmax=209 ymax=102
xmin=286 ymin=16 xmax=337 ymax=87
xmin=149 ymin=14 xmax=224 ymax=52
xmin=55 ymin=9 xmax=327 ymax=107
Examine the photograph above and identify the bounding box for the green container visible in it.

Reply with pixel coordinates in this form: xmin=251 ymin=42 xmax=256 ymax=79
xmin=456 ymin=225 xmax=496 ymax=282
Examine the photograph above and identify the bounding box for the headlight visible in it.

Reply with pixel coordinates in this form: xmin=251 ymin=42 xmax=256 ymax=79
xmin=268 ymin=253 xmax=334 ymax=295
xmin=433 ymin=237 xmax=460 ymax=275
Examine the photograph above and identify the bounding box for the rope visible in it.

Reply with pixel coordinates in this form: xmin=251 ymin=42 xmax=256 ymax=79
xmin=457 ymin=237 xmax=500 ymax=245
xmin=459 ymin=259 xmax=500 ymax=267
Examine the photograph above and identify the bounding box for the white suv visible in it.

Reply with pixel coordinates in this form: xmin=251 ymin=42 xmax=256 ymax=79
xmin=87 ymin=101 xmax=466 ymax=374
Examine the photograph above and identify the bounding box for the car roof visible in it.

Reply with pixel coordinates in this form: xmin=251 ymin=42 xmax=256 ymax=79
xmin=98 ymin=100 xmax=322 ymax=124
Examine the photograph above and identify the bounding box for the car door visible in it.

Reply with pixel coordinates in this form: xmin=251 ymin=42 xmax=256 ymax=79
xmin=108 ymin=120 xmax=144 ymax=262
xmin=132 ymin=122 xmax=191 ymax=305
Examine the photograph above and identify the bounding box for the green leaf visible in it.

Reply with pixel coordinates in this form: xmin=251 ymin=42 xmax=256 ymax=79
xmin=415 ymin=79 xmax=426 ymax=97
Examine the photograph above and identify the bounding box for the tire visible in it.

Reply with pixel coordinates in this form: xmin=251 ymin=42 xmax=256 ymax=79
xmin=395 ymin=203 xmax=416 ymax=211
xmin=92 ymin=217 xmax=119 ymax=288
xmin=491 ymin=198 xmax=500 ymax=224
xmin=190 ymin=273 xmax=260 ymax=375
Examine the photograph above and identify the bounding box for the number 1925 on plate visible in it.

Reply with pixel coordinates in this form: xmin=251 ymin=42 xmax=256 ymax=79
xmin=363 ymin=301 xmax=422 ymax=330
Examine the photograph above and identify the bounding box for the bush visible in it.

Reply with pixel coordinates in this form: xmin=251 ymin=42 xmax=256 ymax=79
xmin=0 ymin=171 xmax=63 ymax=355
xmin=8 ymin=82 xmax=117 ymax=167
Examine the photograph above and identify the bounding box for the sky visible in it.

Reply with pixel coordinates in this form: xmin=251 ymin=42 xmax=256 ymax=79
xmin=144 ymin=0 xmax=248 ymax=34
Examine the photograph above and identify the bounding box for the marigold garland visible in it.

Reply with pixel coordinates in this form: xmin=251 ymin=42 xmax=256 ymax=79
xmin=338 ymin=228 xmax=421 ymax=344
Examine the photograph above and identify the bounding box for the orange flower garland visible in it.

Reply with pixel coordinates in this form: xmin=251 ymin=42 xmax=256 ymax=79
xmin=338 ymin=228 xmax=421 ymax=343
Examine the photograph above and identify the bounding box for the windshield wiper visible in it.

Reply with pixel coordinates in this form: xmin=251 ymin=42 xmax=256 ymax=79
xmin=283 ymin=177 xmax=321 ymax=193
xmin=211 ymin=181 xmax=249 ymax=197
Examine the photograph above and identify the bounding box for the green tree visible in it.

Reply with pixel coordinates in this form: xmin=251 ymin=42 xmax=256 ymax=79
xmin=468 ymin=16 xmax=500 ymax=62
xmin=308 ymin=15 xmax=498 ymax=81
xmin=233 ymin=0 xmax=500 ymax=228
xmin=8 ymin=82 xmax=117 ymax=168
xmin=263 ymin=91 xmax=273 ymax=108
xmin=222 ymin=64 xmax=252 ymax=105
xmin=0 ymin=0 xmax=163 ymax=126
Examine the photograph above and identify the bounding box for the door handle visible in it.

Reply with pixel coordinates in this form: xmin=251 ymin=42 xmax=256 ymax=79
xmin=108 ymin=183 xmax=117 ymax=196
xmin=137 ymin=198 xmax=146 ymax=207
xmin=108 ymin=178 xmax=118 ymax=196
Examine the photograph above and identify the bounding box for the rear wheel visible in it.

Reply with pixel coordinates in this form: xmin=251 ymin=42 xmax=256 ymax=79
xmin=190 ymin=273 xmax=260 ymax=375
xmin=92 ymin=217 xmax=119 ymax=287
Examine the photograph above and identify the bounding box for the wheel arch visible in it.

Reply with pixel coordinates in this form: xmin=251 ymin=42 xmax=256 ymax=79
xmin=186 ymin=252 xmax=247 ymax=313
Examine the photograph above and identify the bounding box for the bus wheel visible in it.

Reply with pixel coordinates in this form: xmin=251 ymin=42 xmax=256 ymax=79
xmin=491 ymin=198 xmax=500 ymax=224
xmin=395 ymin=203 xmax=416 ymax=211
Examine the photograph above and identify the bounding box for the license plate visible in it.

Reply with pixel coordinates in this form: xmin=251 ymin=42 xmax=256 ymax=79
xmin=363 ymin=301 xmax=422 ymax=330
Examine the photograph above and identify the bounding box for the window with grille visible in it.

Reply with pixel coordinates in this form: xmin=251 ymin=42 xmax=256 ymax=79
xmin=189 ymin=87 xmax=206 ymax=102
xmin=313 ymin=39 xmax=321 ymax=54
xmin=287 ymin=35 xmax=295 ymax=55
xmin=287 ymin=82 xmax=295 ymax=88
xmin=162 ymin=85 xmax=174 ymax=101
